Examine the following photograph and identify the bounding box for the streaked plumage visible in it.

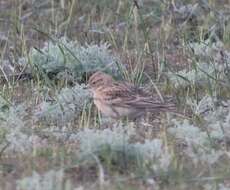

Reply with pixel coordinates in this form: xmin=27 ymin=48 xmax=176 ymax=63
xmin=88 ymin=71 xmax=176 ymax=120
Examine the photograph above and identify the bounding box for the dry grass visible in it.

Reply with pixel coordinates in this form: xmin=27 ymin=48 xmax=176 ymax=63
xmin=0 ymin=0 xmax=230 ymax=189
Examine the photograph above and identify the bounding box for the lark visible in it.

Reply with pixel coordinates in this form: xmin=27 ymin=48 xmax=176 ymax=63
xmin=88 ymin=71 xmax=176 ymax=120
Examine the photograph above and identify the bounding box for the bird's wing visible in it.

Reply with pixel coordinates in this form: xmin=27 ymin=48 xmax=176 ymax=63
xmin=100 ymin=82 xmax=176 ymax=111
xmin=100 ymin=82 xmax=161 ymax=109
xmin=100 ymin=82 xmax=141 ymax=107
xmin=125 ymin=96 xmax=176 ymax=111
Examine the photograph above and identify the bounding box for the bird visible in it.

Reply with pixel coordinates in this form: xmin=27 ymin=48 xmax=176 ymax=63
xmin=87 ymin=71 xmax=177 ymax=120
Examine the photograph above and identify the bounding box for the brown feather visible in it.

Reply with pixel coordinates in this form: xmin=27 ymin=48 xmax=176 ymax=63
xmin=88 ymin=71 xmax=177 ymax=119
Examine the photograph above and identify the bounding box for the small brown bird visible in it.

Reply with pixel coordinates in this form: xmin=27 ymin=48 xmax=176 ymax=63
xmin=88 ymin=71 xmax=176 ymax=120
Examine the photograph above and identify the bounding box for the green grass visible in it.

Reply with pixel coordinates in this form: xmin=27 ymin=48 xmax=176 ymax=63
xmin=0 ymin=0 xmax=230 ymax=189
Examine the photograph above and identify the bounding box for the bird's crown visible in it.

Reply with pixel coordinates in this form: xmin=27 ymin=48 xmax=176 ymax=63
xmin=88 ymin=71 xmax=113 ymax=89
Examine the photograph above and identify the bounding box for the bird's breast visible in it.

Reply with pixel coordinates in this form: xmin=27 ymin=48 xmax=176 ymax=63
xmin=93 ymin=98 xmax=119 ymax=118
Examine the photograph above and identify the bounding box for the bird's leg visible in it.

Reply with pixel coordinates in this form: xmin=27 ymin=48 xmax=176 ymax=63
xmin=97 ymin=111 xmax=117 ymax=129
xmin=136 ymin=113 xmax=153 ymax=128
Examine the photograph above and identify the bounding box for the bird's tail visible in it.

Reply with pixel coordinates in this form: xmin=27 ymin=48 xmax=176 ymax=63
xmin=138 ymin=95 xmax=177 ymax=113
xmin=147 ymin=102 xmax=177 ymax=113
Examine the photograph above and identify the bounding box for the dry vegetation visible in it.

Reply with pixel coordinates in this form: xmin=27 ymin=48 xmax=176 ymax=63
xmin=0 ymin=0 xmax=230 ymax=189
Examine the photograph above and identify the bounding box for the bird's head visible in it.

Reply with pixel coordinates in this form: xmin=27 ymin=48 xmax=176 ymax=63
xmin=88 ymin=71 xmax=113 ymax=90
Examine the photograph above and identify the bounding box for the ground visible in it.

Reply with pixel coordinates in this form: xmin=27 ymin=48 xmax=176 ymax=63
xmin=0 ymin=0 xmax=230 ymax=190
